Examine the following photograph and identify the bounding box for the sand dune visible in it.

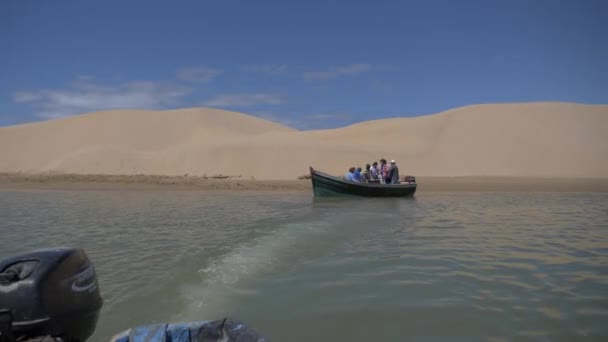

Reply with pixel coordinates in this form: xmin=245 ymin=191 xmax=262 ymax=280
xmin=1 ymin=103 xmax=606 ymax=179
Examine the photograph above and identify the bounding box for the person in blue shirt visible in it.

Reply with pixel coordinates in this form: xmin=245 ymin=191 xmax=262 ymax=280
xmin=344 ymin=167 xmax=359 ymax=182
xmin=354 ymin=167 xmax=363 ymax=181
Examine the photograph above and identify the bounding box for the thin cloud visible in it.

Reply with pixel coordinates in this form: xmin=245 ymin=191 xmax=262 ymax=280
xmin=14 ymin=80 xmax=190 ymax=119
xmin=176 ymin=67 xmax=223 ymax=83
xmin=241 ymin=64 xmax=288 ymax=75
xmin=204 ymin=93 xmax=283 ymax=107
xmin=13 ymin=91 xmax=43 ymax=103
xmin=303 ymin=63 xmax=371 ymax=80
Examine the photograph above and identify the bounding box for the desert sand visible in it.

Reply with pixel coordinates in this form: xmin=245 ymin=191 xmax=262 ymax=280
xmin=1 ymin=103 xmax=607 ymax=182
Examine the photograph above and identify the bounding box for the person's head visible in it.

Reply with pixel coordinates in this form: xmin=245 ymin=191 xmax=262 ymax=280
xmin=390 ymin=159 xmax=396 ymax=164
xmin=380 ymin=158 xmax=387 ymax=164
xmin=365 ymin=163 xmax=371 ymax=169
xmin=349 ymin=167 xmax=356 ymax=173
xmin=372 ymin=162 xmax=378 ymax=167
xmin=356 ymin=167 xmax=362 ymax=172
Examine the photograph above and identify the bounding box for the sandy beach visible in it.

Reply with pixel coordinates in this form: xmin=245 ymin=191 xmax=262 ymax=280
xmin=2 ymin=173 xmax=607 ymax=193
xmin=1 ymin=103 xmax=607 ymax=181
xmin=1 ymin=102 xmax=607 ymax=193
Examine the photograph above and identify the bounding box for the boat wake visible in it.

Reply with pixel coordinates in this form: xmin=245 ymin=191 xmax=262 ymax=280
xmin=174 ymin=216 xmax=337 ymax=321
xmin=170 ymin=199 xmax=398 ymax=322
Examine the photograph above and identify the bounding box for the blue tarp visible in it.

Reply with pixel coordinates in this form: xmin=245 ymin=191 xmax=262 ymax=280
xmin=110 ymin=318 xmax=265 ymax=342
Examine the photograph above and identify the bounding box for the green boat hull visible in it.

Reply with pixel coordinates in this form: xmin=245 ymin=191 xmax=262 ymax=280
xmin=309 ymin=167 xmax=417 ymax=197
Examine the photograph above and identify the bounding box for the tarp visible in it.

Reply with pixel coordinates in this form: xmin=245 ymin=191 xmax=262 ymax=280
xmin=110 ymin=318 xmax=265 ymax=342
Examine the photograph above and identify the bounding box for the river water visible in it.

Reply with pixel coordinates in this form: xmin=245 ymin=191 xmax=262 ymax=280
xmin=1 ymin=190 xmax=607 ymax=341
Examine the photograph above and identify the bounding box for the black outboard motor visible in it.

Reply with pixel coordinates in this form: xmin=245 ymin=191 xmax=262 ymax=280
xmin=0 ymin=248 xmax=103 ymax=342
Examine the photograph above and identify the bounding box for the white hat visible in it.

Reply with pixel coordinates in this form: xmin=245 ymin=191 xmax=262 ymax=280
xmin=390 ymin=159 xmax=395 ymax=163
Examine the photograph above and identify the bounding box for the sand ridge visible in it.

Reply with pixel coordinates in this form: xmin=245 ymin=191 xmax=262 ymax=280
xmin=1 ymin=102 xmax=607 ymax=180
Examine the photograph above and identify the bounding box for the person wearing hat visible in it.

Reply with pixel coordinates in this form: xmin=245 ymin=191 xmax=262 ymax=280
xmin=388 ymin=160 xmax=400 ymax=184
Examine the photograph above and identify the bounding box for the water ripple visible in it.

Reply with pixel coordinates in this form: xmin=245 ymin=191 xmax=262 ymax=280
xmin=1 ymin=191 xmax=607 ymax=341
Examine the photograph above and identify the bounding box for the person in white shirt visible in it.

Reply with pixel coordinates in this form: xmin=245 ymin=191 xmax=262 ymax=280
xmin=369 ymin=162 xmax=379 ymax=181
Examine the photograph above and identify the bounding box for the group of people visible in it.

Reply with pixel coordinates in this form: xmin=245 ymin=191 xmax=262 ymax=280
xmin=344 ymin=159 xmax=400 ymax=184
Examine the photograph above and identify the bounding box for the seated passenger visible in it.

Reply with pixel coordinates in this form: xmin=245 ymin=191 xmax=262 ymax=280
xmin=354 ymin=167 xmax=363 ymax=181
xmin=362 ymin=163 xmax=371 ymax=182
xmin=344 ymin=167 xmax=359 ymax=182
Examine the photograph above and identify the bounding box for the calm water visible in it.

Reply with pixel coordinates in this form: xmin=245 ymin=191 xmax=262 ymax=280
xmin=1 ymin=190 xmax=607 ymax=341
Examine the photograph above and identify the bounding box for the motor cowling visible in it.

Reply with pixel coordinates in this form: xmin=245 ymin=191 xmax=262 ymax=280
xmin=0 ymin=247 xmax=103 ymax=342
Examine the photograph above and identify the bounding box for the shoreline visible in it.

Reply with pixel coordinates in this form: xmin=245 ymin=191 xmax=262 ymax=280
xmin=1 ymin=173 xmax=608 ymax=193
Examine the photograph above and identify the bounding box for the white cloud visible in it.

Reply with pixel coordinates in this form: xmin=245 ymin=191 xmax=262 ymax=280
xmin=176 ymin=67 xmax=222 ymax=83
xmin=204 ymin=93 xmax=283 ymax=107
xmin=13 ymin=91 xmax=43 ymax=103
xmin=303 ymin=63 xmax=371 ymax=80
xmin=14 ymin=80 xmax=190 ymax=119
xmin=241 ymin=64 xmax=288 ymax=75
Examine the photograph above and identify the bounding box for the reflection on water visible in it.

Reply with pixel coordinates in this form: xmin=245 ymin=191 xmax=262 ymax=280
xmin=1 ymin=190 xmax=607 ymax=341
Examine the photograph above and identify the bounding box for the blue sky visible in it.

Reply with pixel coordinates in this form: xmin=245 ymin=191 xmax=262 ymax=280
xmin=2 ymin=0 xmax=606 ymax=129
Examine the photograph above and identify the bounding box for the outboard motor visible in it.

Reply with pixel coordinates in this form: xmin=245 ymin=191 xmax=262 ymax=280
xmin=0 ymin=248 xmax=103 ymax=342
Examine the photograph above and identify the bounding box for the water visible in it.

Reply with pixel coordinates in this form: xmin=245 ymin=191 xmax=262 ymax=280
xmin=1 ymin=190 xmax=607 ymax=341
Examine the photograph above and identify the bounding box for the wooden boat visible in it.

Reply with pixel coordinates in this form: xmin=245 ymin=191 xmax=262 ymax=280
xmin=309 ymin=167 xmax=417 ymax=197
